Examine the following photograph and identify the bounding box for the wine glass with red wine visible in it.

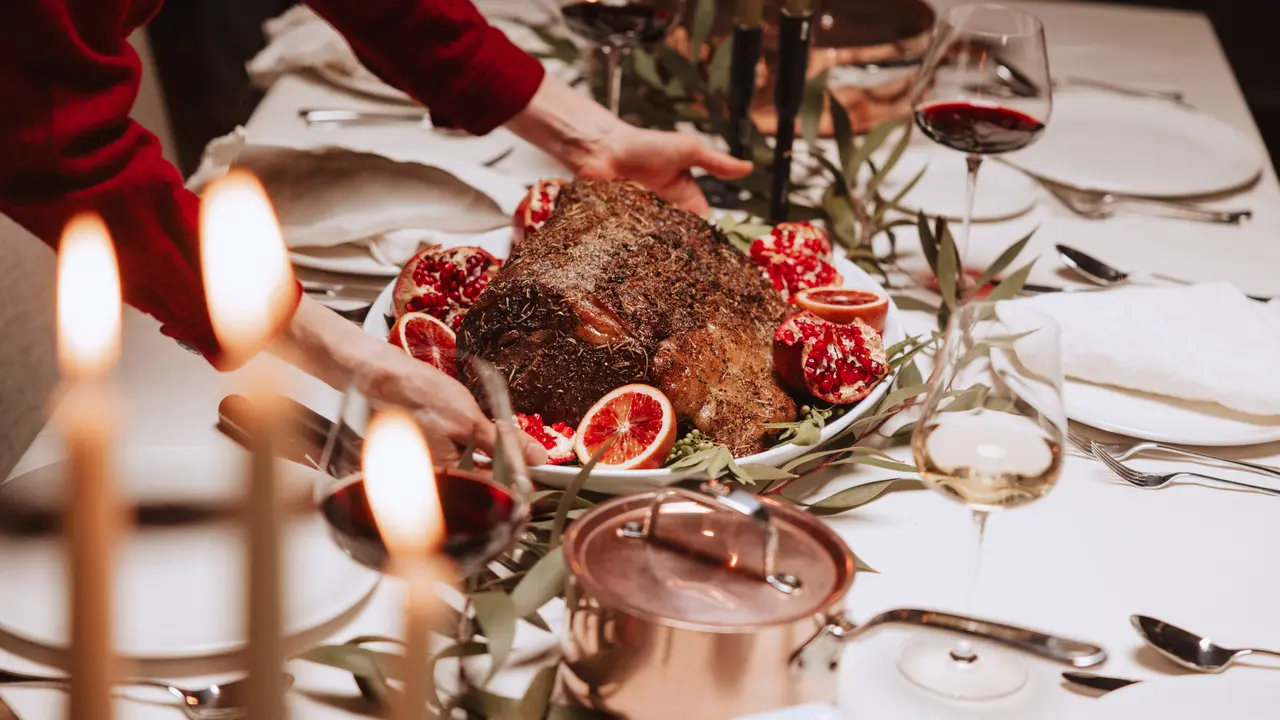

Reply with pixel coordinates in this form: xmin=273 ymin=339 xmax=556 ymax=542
xmin=910 ymin=4 xmax=1051 ymax=267
xmin=559 ymin=0 xmax=684 ymax=115
xmin=314 ymin=362 xmax=533 ymax=578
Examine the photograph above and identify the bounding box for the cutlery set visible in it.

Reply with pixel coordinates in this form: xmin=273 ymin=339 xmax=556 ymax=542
xmin=1063 ymin=616 xmax=1280 ymax=695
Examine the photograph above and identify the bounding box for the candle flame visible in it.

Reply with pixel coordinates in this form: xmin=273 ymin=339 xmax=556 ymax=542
xmin=57 ymin=213 xmax=121 ymax=377
xmin=362 ymin=410 xmax=444 ymax=556
xmin=199 ymin=170 xmax=296 ymax=365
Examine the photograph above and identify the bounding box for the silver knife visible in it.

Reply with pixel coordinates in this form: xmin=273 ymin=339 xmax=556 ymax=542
xmin=0 ymin=694 xmax=21 ymax=720
xmin=1062 ymin=671 xmax=1141 ymax=694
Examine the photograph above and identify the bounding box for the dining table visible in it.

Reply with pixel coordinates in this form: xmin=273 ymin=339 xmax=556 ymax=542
xmin=2 ymin=1 xmax=1279 ymax=718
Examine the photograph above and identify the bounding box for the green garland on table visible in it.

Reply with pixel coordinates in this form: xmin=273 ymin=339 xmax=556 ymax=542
xmin=295 ymin=1 xmax=1043 ymax=714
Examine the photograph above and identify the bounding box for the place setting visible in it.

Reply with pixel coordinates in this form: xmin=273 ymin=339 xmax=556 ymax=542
xmin=4 ymin=0 xmax=1280 ymax=719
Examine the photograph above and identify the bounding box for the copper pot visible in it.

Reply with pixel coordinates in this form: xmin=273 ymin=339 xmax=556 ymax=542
xmin=560 ymin=486 xmax=1107 ymax=720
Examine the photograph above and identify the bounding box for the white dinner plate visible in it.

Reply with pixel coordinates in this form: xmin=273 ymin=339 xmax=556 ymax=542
xmin=291 ymin=227 xmax=516 ymax=278
xmin=1075 ymin=670 xmax=1280 ymax=720
xmin=362 ymin=229 xmax=904 ymax=494
xmin=1066 ymin=380 xmax=1280 ymax=446
xmin=1005 ymin=94 xmax=1262 ymax=197
xmin=0 ymin=446 xmax=380 ymax=659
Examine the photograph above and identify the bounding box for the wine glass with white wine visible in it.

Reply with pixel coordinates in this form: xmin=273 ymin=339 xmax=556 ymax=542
xmin=899 ymin=301 xmax=1066 ymax=701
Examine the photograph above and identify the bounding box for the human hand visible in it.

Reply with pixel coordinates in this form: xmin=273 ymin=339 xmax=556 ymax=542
xmin=575 ymin=123 xmax=753 ymax=216
xmin=354 ymin=345 xmax=549 ymax=468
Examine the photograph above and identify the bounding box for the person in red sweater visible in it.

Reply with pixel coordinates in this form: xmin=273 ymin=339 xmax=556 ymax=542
xmin=0 ymin=0 xmax=751 ymax=466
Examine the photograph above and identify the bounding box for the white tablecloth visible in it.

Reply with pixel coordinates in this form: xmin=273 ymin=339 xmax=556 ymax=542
xmin=4 ymin=1 xmax=1280 ymax=718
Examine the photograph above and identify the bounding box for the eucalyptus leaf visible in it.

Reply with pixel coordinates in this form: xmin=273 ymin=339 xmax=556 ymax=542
xmin=917 ymin=213 xmax=939 ymax=275
xmin=740 ymin=463 xmax=797 ymax=481
xmin=896 ymin=359 xmax=924 ymax=390
xmin=866 ymin=123 xmax=913 ymax=198
xmin=658 ymin=46 xmax=702 ymax=95
xmin=937 ymin=217 xmax=958 ymax=310
xmin=631 ymin=49 xmax=664 ymax=89
xmin=472 ymin=591 xmax=517 ymax=682
xmin=801 ymin=69 xmax=830 ymax=149
xmin=983 ymin=260 xmax=1036 ymax=301
xmin=344 ymin=634 xmax=406 ymax=648
xmin=798 ymin=479 xmax=900 ymax=515
xmin=690 ymin=0 xmax=716 ymax=57
xmin=509 ymin=548 xmax=567 ymax=618
xmin=844 ymin=120 xmax=900 ymax=188
xmin=823 ymin=187 xmax=861 ymax=247
xmin=890 ymin=294 xmax=941 ymax=314
xmin=827 ymin=91 xmax=855 ymax=181
xmin=708 ymin=34 xmax=734 ymax=95
xmin=550 ymin=437 xmax=614 ymax=548
xmin=879 ymin=382 xmax=930 ymax=412
xmin=853 ymin=552 xmax=879 ymax=574
xmin=871 ymin=166 xmax=925 ymax=230
xmin=830 ymin=456 xmax=917 ymax=473
xmin=973 ymin=229 xmax=1035 ymax=291
xmin=519 ymin=664 xmax=560 ymax=720
xmin=296 ymin=643 xmax=391 ymax=681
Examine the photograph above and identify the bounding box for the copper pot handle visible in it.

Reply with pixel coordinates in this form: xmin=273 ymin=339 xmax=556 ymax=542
xmin=616 ymin=484 xmax=802 ymax=594
xmin=791 ymin=608 xmax=1108 ymax=674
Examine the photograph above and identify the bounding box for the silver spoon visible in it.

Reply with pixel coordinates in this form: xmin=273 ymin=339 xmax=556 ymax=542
xmin=1055 ymin=244 xmax=1273 ymax=302
xmin=0 ymin=670 xmax=293 ymax=720
xmin=1131 ymin=615 xmax=1280 ymax=673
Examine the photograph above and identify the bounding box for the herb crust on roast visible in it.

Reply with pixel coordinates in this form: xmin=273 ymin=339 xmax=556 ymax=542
xmin=457 ymin=180 xmax=796 ymax=455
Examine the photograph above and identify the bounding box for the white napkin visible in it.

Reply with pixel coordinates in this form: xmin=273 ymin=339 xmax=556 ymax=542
xmin=247 ymin=5 xmax=578 ymax=91
xmin=1015 ymin=283 xmax=1280 ymax=416
xmin=246 ymin=5 xmax=379 ymax=90
xmin=188 ymin=126 xmax=525 ymax=264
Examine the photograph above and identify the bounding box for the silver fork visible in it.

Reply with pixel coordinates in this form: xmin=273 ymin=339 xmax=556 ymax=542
xmin=1088 ymin=442 xmax=1280 ymax=495
xmin=1067 ymin=431 xmax=1280 ymax=480
xmin=1040 ymin=181 xmax=1252 ymax=224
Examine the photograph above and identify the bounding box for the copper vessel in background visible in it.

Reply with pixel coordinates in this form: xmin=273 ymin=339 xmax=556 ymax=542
xmin=668 ymin=0 xmax=936 ymax=135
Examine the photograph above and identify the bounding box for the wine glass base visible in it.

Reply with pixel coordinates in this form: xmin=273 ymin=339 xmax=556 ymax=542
xmin=896 ymin=632 xmax=1029 ymax=701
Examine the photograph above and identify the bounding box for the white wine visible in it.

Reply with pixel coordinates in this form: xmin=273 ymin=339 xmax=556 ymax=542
xmin=914 ymin=411 xmax=1063 ymax=512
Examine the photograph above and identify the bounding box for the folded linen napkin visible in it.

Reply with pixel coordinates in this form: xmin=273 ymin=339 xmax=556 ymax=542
xmin=247 ymin=5 xmax=576 ymax=92
xmin=1014 ymin=283 xmax=1280 ymax=416
xmin=246 ymin=5 xmax=381 ymax=91
xmin=187 ymin=127 xmax=525 ymax=265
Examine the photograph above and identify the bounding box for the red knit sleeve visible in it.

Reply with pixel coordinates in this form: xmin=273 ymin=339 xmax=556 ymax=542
xmin=0 ymin=0 xmax=298 ymax=369
xmin=305 ymin=0 xmax=546 ymax=135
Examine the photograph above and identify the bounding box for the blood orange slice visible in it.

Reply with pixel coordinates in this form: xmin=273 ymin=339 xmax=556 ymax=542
xmin=794 ymin=287 xmax=889 ymax=332
xmin=573 ymin=385 xmax=677 ymax=470
xmin=388 ymin=312 xmax=458 ymax=377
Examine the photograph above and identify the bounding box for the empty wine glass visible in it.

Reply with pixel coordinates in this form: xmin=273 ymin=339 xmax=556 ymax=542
xmin=910 ymin=4 xmax=1051 ymax=266
xmin=898 ymin=301 xmax=1066 ymax=701
xmin=314 ymin=361 xmax=533 ymax=578
xmin=559 ymin=0 xmax=684 ymax=115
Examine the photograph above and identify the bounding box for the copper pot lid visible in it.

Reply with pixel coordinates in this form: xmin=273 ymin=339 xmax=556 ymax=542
xmin=562 ymin=486 xmax=854 ymax=630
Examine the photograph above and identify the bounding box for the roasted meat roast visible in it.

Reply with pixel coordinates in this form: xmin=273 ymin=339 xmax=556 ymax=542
xmin=456 ymin=180 xmax=797 ymax=455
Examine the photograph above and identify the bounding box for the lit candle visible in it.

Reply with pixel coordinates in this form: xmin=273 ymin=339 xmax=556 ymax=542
xmin=362 ymin=410 xmax=447 ymax=720
xmin=56 ymin=213 xmax=123 ymax=720
xmin=200 ymin=170 xmax=297 ymax=719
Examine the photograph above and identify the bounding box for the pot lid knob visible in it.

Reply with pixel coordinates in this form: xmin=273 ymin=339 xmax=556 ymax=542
xmin=616 ymin=482 xmax=802 ymax=594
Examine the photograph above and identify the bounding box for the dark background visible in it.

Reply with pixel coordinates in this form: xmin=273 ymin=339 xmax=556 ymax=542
xmin=146 ymin=0 xmax=1280 ymax=176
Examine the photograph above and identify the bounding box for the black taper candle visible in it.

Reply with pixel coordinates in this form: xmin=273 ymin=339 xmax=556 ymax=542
xmin=727 ymin=25 xmax=764 ymax=159
xmin=768 ymin=9 xmax=813 ymax=223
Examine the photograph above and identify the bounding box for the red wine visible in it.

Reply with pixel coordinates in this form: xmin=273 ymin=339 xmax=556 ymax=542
xmin=915 ymin=102 xmax=1045 ymax=155
xmin=561 ymin=2 xmax=675 ymax=46
xmin=321 ymin=468 xmax=521 ymax=574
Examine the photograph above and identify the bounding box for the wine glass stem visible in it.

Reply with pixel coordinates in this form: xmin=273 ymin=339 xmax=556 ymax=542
xmin=603 ymin=45 xmax=630 ymax=116
xmin=961 ymin=153 xmax=983 ymax=268
xmin=950 ymin=508 xmax=990 ymax=663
